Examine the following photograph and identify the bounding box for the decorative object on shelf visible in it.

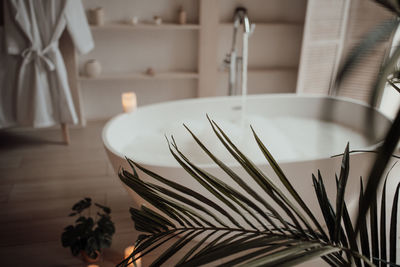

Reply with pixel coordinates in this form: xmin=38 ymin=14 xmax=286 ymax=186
xmin=145 ymin=67 xmax=155 ymax=76
xmin=88 ymin=7 xmax=105 ymax=26
xmin=178 ymin=6 xmax=187 ymax=25
xmin=127 ymin=16 xmax=139 ymax=26
xmin=153 ymin=16 xmax=162 ymax=25
xmin=61 ymin=197 xmax=115 ymax=263
xmin=121 ymin=92 xmax=137 ymax=113
xmin=84 ymin=59 xmax=102 ymax=78
xmin=124 ymin=245 xmax=142 ymax=267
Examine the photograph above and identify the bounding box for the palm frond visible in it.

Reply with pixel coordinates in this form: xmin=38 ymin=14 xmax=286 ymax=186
xmin=332 ymin=18 xmax=399 ymax=94
xmin=329 ymin=8 xmax=400 ymax=239
xmin=355 ymin=107 xmax=400 ymax=234
xmin=118 ymin=119 xmax=400 ymax=266
xmin=390 ymin=182 xmax=400 ymax=264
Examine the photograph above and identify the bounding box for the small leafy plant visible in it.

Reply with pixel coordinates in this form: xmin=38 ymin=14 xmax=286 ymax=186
xmin=61 ymin=197 xmax=115 ymax=260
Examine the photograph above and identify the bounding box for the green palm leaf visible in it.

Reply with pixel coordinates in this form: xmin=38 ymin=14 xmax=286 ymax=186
xmin=117 ymin=119 xmax=400 ymax=266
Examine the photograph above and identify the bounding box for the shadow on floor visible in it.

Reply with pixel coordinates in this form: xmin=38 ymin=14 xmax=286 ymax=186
xmin=0 ymin=130 xmax=65 ymax=149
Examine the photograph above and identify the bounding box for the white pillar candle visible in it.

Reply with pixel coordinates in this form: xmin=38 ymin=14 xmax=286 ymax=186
xmin=124 ymin=245 xmax=142 ymax=267
xmin=121 ymin=92 xmax=137 ymax=113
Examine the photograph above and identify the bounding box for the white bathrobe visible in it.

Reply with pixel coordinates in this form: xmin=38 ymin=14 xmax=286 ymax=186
xmin=0 ymin=0 xmax=93 ymax=128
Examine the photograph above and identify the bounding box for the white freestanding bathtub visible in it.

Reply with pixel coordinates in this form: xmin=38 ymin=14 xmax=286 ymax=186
xmin=103 ymin=94 xmax=400 ymax=265
xmin=103 ymin=93 xmax=393 ymax=226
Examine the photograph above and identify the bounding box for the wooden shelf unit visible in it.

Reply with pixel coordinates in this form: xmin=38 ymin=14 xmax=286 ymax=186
xmin=75 ymin=0 xmax=308 ymax=121
xmin=79 ymin=71 xmax=199 ymax=81
xmin=218 ymin=22 xmax=302 ymax=28
xmin=90 ymin=22 xmax=201 ymax=31
xmin=61 ymin=0 xmax=395 ymax=123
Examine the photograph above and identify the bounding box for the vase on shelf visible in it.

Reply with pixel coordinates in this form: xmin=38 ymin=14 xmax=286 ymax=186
xmin=153 ymin=16 xmax=162 ymax=25
xmin=84 ymin=60 xmax=102 ymax=78
xmin=88 ymin=7 xmax=104 ymax=26
xmin=145 ymin=67 xmax=155 ymax=76
xmin=178 ymin=7 xmax=187 ymax=25
xmin=127 ymin=16 xmax=139 ymax=25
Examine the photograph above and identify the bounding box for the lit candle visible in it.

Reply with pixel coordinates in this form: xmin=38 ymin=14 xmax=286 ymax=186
xmin=124 ymin=245 xmax=142 ymax=267
xmin=87 ymin=265 xmax=99 ymax=267
xmin=121 ymin=92 xmax=137 ymax=113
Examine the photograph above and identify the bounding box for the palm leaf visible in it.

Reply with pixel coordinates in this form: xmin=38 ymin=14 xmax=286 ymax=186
xmin=328 ymin=7 xmax=400 ymax=238
xmin=379 ymin=162 xmax=398 ymax=266
xmin=118 ymin=119 xmax=400 ymax=266
xmin=183 ymin=124 xmax=284 ymax=232
xmin=390 ymin=182 xmax=400 ymax=264
xmin=208 ymin=117 xmax=316 ymax=238
xmin=374 ymin=0 xmax=400 ymax=13
xmin=334 ymin=143 xmax=350 ymax=243
xmin=332 ymin=18 xmax=398 ymax=94
xmin=359 ymin=178 xmax=371 ymax=262
xmin=250 ymin=125 xmax=329 ymax=241
xmin=371 ymin=183 xmax=380 ymax=266
xmin=355 ymin=107 xmax=400 ymax=234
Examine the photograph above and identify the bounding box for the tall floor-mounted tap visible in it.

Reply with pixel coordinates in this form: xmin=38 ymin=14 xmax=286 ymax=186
xmin=224 ymin=7 xmax=255 ymax=96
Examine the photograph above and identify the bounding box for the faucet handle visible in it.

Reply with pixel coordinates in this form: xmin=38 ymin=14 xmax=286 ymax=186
xmin=223 ymin=53 xmax=231 ymax=65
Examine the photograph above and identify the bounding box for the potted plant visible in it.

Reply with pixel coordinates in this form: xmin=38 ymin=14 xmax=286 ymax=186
xmin=116 ymin=0 xmax=400 ymax=266
xmin=61 ymin=197 xmax=115 ymax=263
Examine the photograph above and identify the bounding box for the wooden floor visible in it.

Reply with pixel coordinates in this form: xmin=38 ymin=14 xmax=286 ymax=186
xmin=0 ymin=121 xmax=148 ymax=267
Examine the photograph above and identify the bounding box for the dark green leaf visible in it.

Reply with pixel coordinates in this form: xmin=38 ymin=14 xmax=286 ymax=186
xmin=170 ymin=136 xmax=264 ymax=231
xmin=277 ymin=246 xmax=342 ymax=267
xmin=370 ymin=42 xmax=400 ymax=109
xmin=219 ymin=242 xmax=290 ymax=267
xmin=182 ymin=235 xmax=289 ymax=267
xmin=333 ymin=19 xmax=398 ymax=93
xmin=341 ymin=187 xmax=361 ymax=267
xmin=208 ymin=117 xmax=308 ymax=237
xmin=359 ymin=178 xmax=371 ymax=261
xmin=150 ymin=230 xmax=202 ymax=267
xmin=128 ymin=158 xmax=233 ymax=228
xmin=251 ymin=125 xmax=329 ymax=241
xmin=387 ymin=79 xmax=400 ymax=94
xmin=356 ymin=54 xmax=400 ymax=235
xmin=166 ymin=138 xmax=245 ymax=229
xmin=72 ymin=198 xmax=91 ymax=213
xmin=141 ymin=205 xmax=176 ymax=229
xmin=334 ymin=143 xmax=350 ymax=243
xmin=121 ymin=230 xmax=183 ymax=267
xmin=95 ymin=203 xmax=111 ymax=214
xmin=237 ymin=242 xmax=329 ymax=267
xmin=379 ymin=163 xmax=396 ymax=267
xmin=390 ymin=182 xmax=400 ymax=264
xmin=183 ymin=124 xmax=280 ymax=232
xmin=176 ymin=230 xmax=217 ymax=265
xmin=371 ymin=182 xmax=379 ymax=266
xmin=194 ymin=232 xmax=258 ymax=259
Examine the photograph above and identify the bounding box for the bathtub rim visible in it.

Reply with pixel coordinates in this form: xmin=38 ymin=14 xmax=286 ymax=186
xmin=102 ymin=93 xmax=391 ymax=169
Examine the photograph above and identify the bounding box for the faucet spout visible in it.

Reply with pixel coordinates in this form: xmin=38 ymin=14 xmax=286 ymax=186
xmin=225 ymin=7 xmax=254 ymax=96
xmin=234 ymin=7 xmax=251 ymax=33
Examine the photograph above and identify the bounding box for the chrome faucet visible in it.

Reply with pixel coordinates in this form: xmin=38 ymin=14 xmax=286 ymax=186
xmin=224 ymin=7 xmax=255 ymax=96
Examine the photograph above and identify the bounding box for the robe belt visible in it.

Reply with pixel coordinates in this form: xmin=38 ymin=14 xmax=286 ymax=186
xmin=21 ymin=43 xmax=57 ymax=71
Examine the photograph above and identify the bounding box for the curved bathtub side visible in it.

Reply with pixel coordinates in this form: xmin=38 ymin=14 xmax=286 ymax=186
xmin=104 ymin=144 xmax=142 ymax=207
